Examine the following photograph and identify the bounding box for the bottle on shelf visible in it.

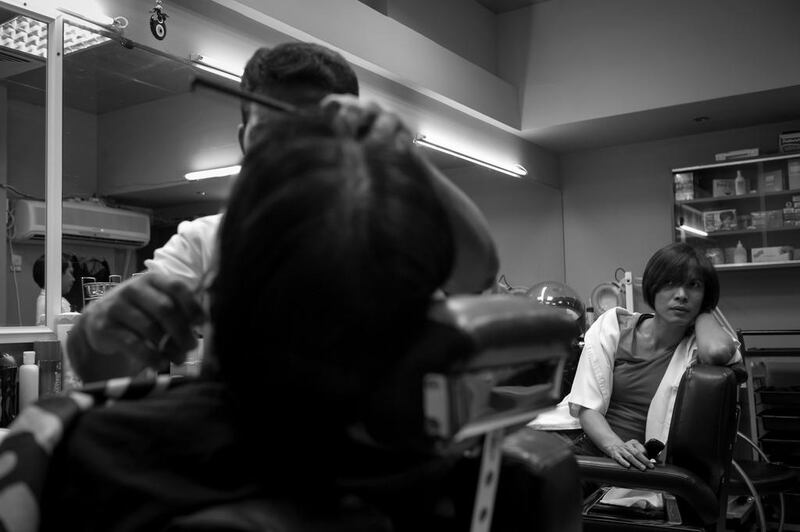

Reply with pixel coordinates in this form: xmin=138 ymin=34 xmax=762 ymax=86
xmin=733 ymin=241 xmax=748 ymax=264
xmin=734 ymin=170 xmax=747 ymax=196
xmin=19 ymin=350 xmax=39 ymax=410
xmin=0 ymin=353 xmax=18 ymax=427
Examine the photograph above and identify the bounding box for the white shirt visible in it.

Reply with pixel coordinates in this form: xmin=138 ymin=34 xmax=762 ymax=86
xmin=35 ymin=290 xmax=73 ymax=326
xmin=529 ymin=307 xmax=741 ymax=445
xmin=144 ymin=214 xmax=221 ymax=285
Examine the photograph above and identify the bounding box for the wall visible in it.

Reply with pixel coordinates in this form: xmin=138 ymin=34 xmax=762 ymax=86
xmin=187 ymin=0 xmax=520 ymax=128
xmin=7 ymin=100 xmax=98 ymax=198
xmin=98 ymin=91 xmax=240 ymax=196
xmin=449 ymin=164 xmax=565 ymax=288
xmin=562 ymin=118 xmax=800 ymax=330
xmin=498 ymin=0 xmax=800 ymax=131
xmin=385 ymin=0 xmax=497 ymax=74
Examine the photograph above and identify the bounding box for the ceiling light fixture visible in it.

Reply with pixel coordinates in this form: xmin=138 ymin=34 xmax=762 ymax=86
xmin=184 ymin=164 xmax=241 ymax=181
xmin=413 ymin=135 xmax=527 ymax=178
xmin=0 ymin=15 xmax=111 ymax=59
xmin=678 ymin=224 xmax=708 ymax=237
xmin=189 ymin=53 xmax=242 ymax=83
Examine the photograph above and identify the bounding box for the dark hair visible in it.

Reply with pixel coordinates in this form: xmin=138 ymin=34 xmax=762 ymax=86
xmin=240 ymin=42 xmax=359 ymax=123
xmin=32 ymin=253 xmax=72 ymax=289
xmin=641 ymin=242 xmax=720 ymax=313
xmin=210 ymin=116 xmax=453 ymax=432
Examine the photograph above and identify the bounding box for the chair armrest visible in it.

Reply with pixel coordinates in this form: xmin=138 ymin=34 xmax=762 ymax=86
xmin=576 ymin=456 xmax=719 ymax=524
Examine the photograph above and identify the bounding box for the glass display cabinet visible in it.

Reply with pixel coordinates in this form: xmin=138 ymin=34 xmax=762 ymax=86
xmin=673 ymin=153 xmax=800 ymax=270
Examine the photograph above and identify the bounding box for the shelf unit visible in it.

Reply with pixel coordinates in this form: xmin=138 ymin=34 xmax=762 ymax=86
xmin=672 ymin=153 xmax=800 ymax=269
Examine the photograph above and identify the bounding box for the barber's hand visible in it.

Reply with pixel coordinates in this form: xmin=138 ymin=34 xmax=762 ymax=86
xmin=70 ymin=273 xmax=204 ymax=381
xmin=603 ymin=439 xmax=654 ymax=471
xmin=319 ymin=95 xmax=414 ymax=148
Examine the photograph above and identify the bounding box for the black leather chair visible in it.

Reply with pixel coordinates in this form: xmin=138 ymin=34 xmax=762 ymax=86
xmin=168 ymin=295 xmax=584 ymax=531
xmin=577 ymin=365 xmax=740 ymax=532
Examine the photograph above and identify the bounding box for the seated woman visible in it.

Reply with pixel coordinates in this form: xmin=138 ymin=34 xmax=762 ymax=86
xmin=0 ymin=106 xmax=459 ymax=531
xmin=560 ymin=242 xmax=740 ymax=471
xmin=32 ymin=253 xmax=75 ymax=325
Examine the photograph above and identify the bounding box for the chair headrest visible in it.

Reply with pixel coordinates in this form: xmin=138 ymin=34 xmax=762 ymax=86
xmin=360 ymin=294 xmax=580 ymax=454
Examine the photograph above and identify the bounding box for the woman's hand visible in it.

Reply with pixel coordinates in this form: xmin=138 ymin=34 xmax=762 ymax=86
xmin=602 ymin=439 xmax=654 ymax=471
xmin=578 ymin=407 xmax=654 ymax=471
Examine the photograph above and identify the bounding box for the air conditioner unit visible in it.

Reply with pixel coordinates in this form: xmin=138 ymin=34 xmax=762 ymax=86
xmin=10 ymin=199 xmax=150 ymax=248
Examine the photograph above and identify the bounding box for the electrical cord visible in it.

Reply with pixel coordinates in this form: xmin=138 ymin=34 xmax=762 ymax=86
xmin=6 ymin=239 xmax=22 ymax=326
xmin=0 ymin=183 xmax=42 ymax=201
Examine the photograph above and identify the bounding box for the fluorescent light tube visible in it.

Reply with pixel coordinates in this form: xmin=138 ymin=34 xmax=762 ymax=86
xmin=185 ymin=165 xmax=241 ymax=181
xmin=678 ymin=224 xmax=708 ymax=237
xmin=413 ymin=135 xmax=527 ymax=178
xmin=190 ymin=53 xmax=242 ymax=83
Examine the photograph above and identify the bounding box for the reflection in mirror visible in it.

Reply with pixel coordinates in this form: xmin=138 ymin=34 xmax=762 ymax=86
xmin=7 ymin=18 xmax=240 ymax=326
xmin=1 ymin=6 xmax=48 ymax=326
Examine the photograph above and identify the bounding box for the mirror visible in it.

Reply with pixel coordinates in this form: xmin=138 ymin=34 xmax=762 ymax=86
xmin=0 ymin=6 xmax=48 ymax=326
xmin=3 ymin=15 xmax=239 ymax=326
xmin=1 ymin=10 xmax=565 ymax=328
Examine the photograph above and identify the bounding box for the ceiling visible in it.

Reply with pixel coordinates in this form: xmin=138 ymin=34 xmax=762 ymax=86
xmin=474 ymin=0 xmax=550 ymax=14
xmin=0 ymin=15 xmax=469 ymax=214
xmin=2 ymin=3 xmax=799 ymax=210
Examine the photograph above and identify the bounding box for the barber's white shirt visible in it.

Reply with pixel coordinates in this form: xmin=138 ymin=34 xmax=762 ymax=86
xmin=144 ymin=214 xmax=221 ymax=285
xmin=35 ymin=290 xmax=72 ymax=326
xmin=529 ymin=307 xmax=741 ymax=445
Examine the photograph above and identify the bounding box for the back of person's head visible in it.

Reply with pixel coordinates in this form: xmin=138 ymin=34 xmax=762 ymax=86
xmin=240 ymin=42 xmax=358 ymax=123
xmin=32 ymin=253 xmax=72 ymax=289
xmin=210 ymin=115 xmax=453 ymax=437
xmin=642 ymin=242 xmax=720 ymax=312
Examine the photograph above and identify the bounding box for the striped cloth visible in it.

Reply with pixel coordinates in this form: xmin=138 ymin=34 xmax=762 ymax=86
xmin=0 ymin=374 xmax=177 ymax=532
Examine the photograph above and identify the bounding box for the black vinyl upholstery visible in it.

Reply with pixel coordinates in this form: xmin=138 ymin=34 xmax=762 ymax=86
xmin=168 ymin=295 xmax=584 ymax=531
xmin=578 ymin=365 xmax=739 ymax=532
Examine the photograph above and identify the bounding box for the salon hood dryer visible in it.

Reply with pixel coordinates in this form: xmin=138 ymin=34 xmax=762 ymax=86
xmin=590 ymin=269 xmax=637 ymax=316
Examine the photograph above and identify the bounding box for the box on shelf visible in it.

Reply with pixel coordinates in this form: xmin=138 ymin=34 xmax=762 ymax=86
xmin=759 ymin=170 xmax=784 ymax=192
xmin=751 ymin=210 xmax=784 ymax=230
xmin=752 ymin=246 xmax=794 ymax=263
xmin=779 ymin=131 xmax=800 ymax=153
xmin=674 ymin=172 xmax=695 ymax=200
xmin=703 ymin=209 xmax=737 ymax=232
xmin=714 ymin=148 xmax=759 ymax=162
xmin=784 ymin=203 xmax=798 ymax=226
xmin=712 ymin=178 xmax=735 ymax=197
xmin=789 ymin=159 xmax=800 ymax=189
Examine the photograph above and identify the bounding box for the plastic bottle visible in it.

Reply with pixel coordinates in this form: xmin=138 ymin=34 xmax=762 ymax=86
xmin=734 ymin=241 xmax=748 ymax=264
xmin=19 ymin=351 xmax=39 ymax=410
xmin=36 ymin=341 xmax=62 ymax=398
xmin=0 ymin=353 xmax=18 ymax=427
xmin=735 ymin=170 xmax=747 ymax=196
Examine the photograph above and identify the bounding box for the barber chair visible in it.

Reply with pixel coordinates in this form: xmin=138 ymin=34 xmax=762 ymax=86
xmin=168 ymin=294 xmax=584 ymax=531
xmin=578 ymin=364 xmax=740 ymax=532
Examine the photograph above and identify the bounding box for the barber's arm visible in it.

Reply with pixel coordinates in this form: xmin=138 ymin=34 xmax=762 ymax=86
xmin=68 ymin=274 xmax=204 ymax=383
xmin=694 ymin=311 xmax=737 ymax=365
xmin=320 ymin=95 xmax=499 ymax=294
xmin=578 ymin=407 xmax=653 ymax=471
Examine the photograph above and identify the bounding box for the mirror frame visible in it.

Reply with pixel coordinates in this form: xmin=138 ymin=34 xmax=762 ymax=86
xmin=0 ymin=0 xmax=62 ymax=342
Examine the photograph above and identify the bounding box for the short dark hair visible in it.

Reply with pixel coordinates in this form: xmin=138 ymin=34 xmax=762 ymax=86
xmin=641 ymin=242 xmax=720 ymax=313
xmin=210 ymin=115 xmax=453 ymax=434
xmin=32 ymin=253 xmax=72 ymax=289
xmin=240 ymin=42 xmax=359 ymax=123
